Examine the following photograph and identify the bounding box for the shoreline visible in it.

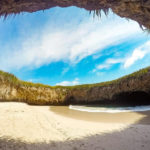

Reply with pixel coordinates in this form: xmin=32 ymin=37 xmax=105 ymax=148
xmin=0 ymin=67 xmax=150 ymax=105
xmin=0 ymin=102 xmax=150 ymax=150
xmin=50 ymin=106 xmax=150 ymax=124
xmin=69 ymin=105 xmax=150 ymax=113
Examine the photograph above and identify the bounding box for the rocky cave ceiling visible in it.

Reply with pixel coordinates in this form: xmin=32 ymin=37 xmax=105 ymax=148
xmin=0 ymin=0 xmax=150 ymax=29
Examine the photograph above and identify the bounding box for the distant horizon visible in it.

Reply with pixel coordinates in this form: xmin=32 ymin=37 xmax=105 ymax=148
xmin=0 ymin=6 xmax=150 ymax=86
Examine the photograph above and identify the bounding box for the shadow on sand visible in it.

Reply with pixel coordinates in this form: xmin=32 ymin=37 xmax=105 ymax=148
xmin=0 ymin=107 xmax=150 ymax=150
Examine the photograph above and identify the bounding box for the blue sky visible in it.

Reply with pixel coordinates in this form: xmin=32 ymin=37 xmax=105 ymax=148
xmin=0 ymin=6 xmax=150 ymax=86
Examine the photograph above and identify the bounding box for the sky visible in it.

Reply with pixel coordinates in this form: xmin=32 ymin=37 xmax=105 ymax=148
xmin=0 ymin=6 xmax=150 ymax=86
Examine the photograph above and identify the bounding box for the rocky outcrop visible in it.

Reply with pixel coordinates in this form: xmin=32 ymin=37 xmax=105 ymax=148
xmin=0 ymin=67 xmax=150 ymax=105
xmin=1 ymin=1 xmax=150 ymax=106
xmin=1 ymin=0 xmax=150 ymax=29
xmin=67 ymin=70 xmax=150 ymax=105
xmin=0 ymin=83 xmax=68 ymax=105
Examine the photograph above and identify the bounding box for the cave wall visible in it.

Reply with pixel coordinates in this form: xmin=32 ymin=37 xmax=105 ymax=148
xmin=1 ymin=68 xmax=150 ymax=106
xmin=1 ymin=0 xmax=150 ymax=29
xmin=66 ymin=70 xmax=150 ymax=106
xmin=111 ymin=91 xmax=150 ymax=106
xmin=1 ymin=1 xmax=150 ymax=105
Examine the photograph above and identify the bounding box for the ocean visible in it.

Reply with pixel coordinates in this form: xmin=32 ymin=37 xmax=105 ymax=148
xmin=69 ymin=105 xmax=150 ymax=113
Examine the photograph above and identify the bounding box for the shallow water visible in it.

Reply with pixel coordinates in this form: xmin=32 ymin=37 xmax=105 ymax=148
xmin=50 ymin=106 xmax=150 ymax=124
xmin=69 ymin=105 xmax=150 ymax=113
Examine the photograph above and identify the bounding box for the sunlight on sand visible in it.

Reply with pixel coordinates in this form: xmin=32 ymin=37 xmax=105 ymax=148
xmin=0 ymin=102 xmax=150 ymax=150
xmin=0 ymin=102 xmax=147 ymax=144
xmin=50 ymin=106 xmax=147 ymax=125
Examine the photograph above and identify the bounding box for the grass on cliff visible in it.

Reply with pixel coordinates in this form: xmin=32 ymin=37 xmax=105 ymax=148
xmin=0 ymin=66 xmax=150 ymax=89
xmin=0 ymin=70 xmax=51 ymax=88
xmin=66 ymin=66 xmax=150 ymax=89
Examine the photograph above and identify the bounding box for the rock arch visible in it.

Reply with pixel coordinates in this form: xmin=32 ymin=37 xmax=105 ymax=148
xmin=1 ymin=0 xmax=150 ymax=29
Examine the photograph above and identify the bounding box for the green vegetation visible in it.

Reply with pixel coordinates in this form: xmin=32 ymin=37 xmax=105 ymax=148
xmin=0 ymin=70 xmax=51 ymax=88
xmin=0 ymin=66 xmax=150 ymax=89
xmin=65 ymin=66 xmax=150 ymax=89
xmin=0 ymin=66 xmax=150 ymax=105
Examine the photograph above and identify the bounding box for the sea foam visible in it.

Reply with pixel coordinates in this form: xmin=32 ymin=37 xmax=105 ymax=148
xmin=69 ymin=105 xmax=150 ymax=113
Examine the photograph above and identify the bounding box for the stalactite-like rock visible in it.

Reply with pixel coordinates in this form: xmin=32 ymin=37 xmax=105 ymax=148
xmin=0 ymin=0 xmax=150 ymax=29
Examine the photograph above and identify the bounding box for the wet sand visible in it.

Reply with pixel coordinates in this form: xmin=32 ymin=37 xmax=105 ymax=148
xmin=50 ymin=106 xmax=150 ymax=124
xmin=0 ymin=102 xmax=150 ymax=150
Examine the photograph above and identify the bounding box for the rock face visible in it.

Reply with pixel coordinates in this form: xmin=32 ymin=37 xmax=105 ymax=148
xmin=1 ymin=1 xmax=150 ymax=105
xmin=0 ymin=67 xmax=150 ymax=105
xmin=67 ymin=71 xmax=150 ymax=106
xmin=1 ymin=0 xmax=150 ymax=29
xmin=0 ymin=80 xmax=68 ymax=105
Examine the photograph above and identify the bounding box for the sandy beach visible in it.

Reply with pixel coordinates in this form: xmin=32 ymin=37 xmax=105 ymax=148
xmin=0 ymin=102 xmax=150 ymax=150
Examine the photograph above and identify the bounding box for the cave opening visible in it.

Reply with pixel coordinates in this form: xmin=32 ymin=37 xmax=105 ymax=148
xmin=67 ymin=91 xmax=150 ymax=107
xmin=0 ymin=1 xmax=150 ymax=107
xmin=110 ymin=91 xmax=150 ymax=107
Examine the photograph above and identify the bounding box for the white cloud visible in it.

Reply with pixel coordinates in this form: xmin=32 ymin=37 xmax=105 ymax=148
xmin=92 ymin=53 xmax=102 ymax=60
xmin=56 ymin=78 xmax=79 ymax=86
xmin=124 ymin=41 xmax=150 ymax=68
xmin=124 ymin=49 xmax=146 ymax=68
xmin=94 ymin=58 xmax=123 ymax=71
xmin=97 ymin=64 xmax=111 ymax=70
xmin=0 ymin=12 xmax=142 ymax=71
xmin=61 ymin=67 xmax=69 ymax=75
xmin=106 ymin=58 xmax=124 ymax=64
xmin=93 ymin=41 xmax=150 ymax=72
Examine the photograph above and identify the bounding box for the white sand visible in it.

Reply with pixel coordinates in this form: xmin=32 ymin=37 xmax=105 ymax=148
xmin=0 ymin=102 xmax=150 ymax=150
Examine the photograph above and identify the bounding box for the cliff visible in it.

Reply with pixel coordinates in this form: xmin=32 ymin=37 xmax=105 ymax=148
xmin=0 ymin=0 xmax=150 ymax=30
xmin=0 ymin=67 xmax=150 ymax=106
